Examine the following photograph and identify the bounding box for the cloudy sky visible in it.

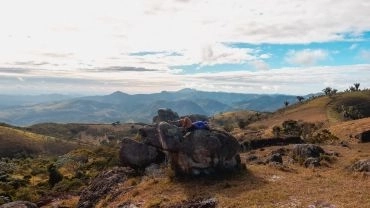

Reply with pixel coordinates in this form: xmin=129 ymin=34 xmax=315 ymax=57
xmin=1 ymin=0 xmax=370 ymax=95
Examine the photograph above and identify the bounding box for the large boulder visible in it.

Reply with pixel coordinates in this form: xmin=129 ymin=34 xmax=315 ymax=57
xmin=0 ymin=201 xmax=38 ymax=208
xmin=153 ymin=108 xmax=180 ymax=123
xmin=156 ymin=122 xmax=241 ymax=175
xmin=123 ymin=109 xmax=242 ymax=175
xmin=119 ymin=138 xmax=163 ymax=169
xmin=77 ymin=167 xmax=135 ymax=208
xmin=356 ymin=130 xmax=370 ymax=143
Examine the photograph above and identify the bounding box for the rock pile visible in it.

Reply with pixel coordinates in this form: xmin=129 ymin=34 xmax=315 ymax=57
xmin=119 ymin=109 xmax=241 ymax=175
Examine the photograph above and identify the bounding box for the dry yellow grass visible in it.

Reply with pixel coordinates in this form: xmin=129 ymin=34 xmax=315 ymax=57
xmin=329 ymin=117 xmax=370 ymax=141
xmin=87 ymin=143 xmax=370 ymax=208
xmin=0 ymin=126 xmax=50 ymax=142
xmin=229 ymin=97 xmax=332 ymax=138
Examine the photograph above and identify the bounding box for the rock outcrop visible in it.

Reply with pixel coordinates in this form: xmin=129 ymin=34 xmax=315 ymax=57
xmin=77 ymin=167 xmax=136 ymax=208
xmin=291 ymin=144 xmax=326 ymax=167
xmin=0 ymin=201 xmax=38 ymax=208
xmin=120 ymin=109 xmax=241 ymax=175
xmin=292 ymin=144 xmax=325 ymax=160
xmin=119 ymin=138 xmax=164 ymax=169
xmin=153 ymin=108 xmax=180 ymax=123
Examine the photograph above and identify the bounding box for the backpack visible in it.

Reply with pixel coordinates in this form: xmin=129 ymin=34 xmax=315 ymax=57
xmin=192 ymin=121 xmax=209 ymax=130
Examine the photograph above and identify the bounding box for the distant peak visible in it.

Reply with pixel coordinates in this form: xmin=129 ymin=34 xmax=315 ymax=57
xmin=110 ymin=91 xmax=128 ymax=96
xmin=178 ymin=88 xmax=197 ymax=93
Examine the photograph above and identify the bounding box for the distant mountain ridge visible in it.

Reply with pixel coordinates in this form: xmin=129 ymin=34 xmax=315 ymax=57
xmin=0 ymin=88 xmax=299 ymax=126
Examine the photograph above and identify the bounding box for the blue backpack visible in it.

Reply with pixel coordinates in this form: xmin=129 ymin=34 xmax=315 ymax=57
xmin=192 ymin=121 xmax=209 ymax=130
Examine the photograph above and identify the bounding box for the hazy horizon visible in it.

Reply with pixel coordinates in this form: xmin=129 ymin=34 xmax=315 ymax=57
xmin=1 ymin=0 xmax=370 ymax=95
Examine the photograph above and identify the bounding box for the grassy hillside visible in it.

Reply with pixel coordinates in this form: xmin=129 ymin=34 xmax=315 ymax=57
xmin=0 ymin=125 xmax=79 ymax=157
xmin=241 ymin=90 xmax=370 ymax=138
xmin=25 ymin=123 xmax=145 ymax=145
xmin=98 ymin=143 xmax=370 ymax=208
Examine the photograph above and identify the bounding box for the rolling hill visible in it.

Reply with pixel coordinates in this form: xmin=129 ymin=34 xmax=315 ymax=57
xmin=230 ymin=90 xmax=370 ymax=139
xmin=0 ymin=124 xmax=79 ymax=157
xmin=0 ymin=89 xmax=299 ymax=126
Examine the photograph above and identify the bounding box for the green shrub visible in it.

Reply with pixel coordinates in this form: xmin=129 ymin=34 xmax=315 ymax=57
xmin=14 ymin=187 xmax=39 ymax=202
xmin=52 ymin=178 xmax=85 ymax=193
xmin=47 ymin=164 xmax=63 ymax=187
xmin=306 ymin=129 xmax=339 ymax=144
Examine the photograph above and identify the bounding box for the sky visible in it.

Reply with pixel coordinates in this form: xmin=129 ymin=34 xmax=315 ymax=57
xmin=1 ymin=0 xmax=370 ymax=95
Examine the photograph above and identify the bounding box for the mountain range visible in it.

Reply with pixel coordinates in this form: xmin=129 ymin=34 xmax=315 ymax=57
xmin=0 ymin=88 xmax=301 ymax=126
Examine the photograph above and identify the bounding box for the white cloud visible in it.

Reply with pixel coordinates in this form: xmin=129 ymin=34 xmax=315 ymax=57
xmin=0 ymin=0 xmax=370 ymax=94
xmin=199 ymin=43 xmax=254 ymax=66
xmin=359 ymin=50 xmax=370 ymax=61
xmin=0 ymin=0 xmax=370 ymax=72
xmin=2 ymin=64 xmax=370 ymax=95
xmin=249 ymin=60 xmax=270 ymax=71
xmin=285 ymin=49 xmax=328 ymax=66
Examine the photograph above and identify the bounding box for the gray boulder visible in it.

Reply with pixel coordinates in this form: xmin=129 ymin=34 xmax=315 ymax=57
xmin=119 ymin=138 xmax=161 ymax=169
xmin=292 ymin=144 xmax=325 ymax=161
xmin=124 ymin=109 xmax=241 ymax=175
xmin=0 ymin=201 xmax=38 ymax=208
xmin=153 ymin=108 xmax=180 ymax=123
xmin=304 ymin=157 xmax=321 ymax=168
xmin=266 ymin=153 xmax=283 ymax=164
xmin=156 ymin=122 xmax=241 ymax=175
xmin=356 ymin=130 xmax=370 ymax=143
xmin=350 ymin=159 xmax=370 ymax=172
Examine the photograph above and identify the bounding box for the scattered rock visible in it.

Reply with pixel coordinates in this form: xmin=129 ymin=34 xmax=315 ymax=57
xmin=304 ymin=157 xmax=321 ymax=168
xmin=153 ymin=108 xmax=180 ymax=123
xmin=0 ymin=201 xmax=38 ymax=208
xmin=246 ymin=155 xmax=258 ymax=162
xmin=339 ymin=140 xmax=350 ymax=148
xmin=166 ymin=197 xmax=217 ymax=208
xmin=308 ymin=200 xmax=336 ymax=208
xmin=292 ymin=144 xmax=325 ymax=160
xmin=118 ymin=202 xmax=138 ymax=208
xmin=350 ymin=159 xmax=370 ymax=172
xmin=119 ymin=138 xmax=163 ymax=169
xmin=265 ymin=153 xmax=283 ymax=164
xmin=271 ymin=147 xmax=290 ymax=156
xmin=77 ymin=167 xmax=136 ymax=208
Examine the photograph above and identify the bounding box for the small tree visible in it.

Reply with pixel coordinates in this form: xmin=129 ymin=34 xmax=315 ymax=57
xmin=296 ymin=96 xmax=305 ymax=102
xmin=354 ymin=83 xmax=360 ymax=91
xmin=349 ymin=86 xmax=356 ymax=92
xmin=322 ymin=87 xmax=332 ymax=96
xmin=331 ymin=89 xmax=338 ymax=95
xmin=284 ymin=100 xmax=289 ymax=107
